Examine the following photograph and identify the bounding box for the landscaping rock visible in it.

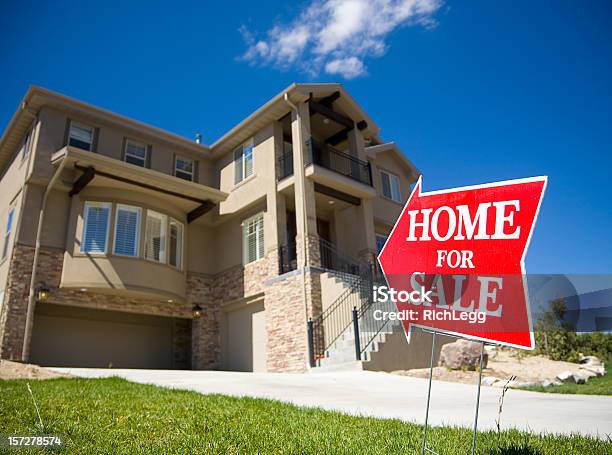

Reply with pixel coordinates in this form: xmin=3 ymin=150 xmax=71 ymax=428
xmin=556 ymin=371 xmax=574 ymax=383
xmin=578 ymin=354 xmax=602 ymax=366
xmin=572 ymin=373 xmax=587 ymax=384
xmin=438 ymin=339 xmax=488 ymax=371
xmin=581 ymin=365 xmax=605 ymax=377
xmin=578 ymin=368 xmax=597 ymax=379
xmin=481 ymin=376 xmax=499 ymax=386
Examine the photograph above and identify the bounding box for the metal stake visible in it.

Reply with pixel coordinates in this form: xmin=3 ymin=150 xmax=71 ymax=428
xmin=471 ymin=341 xmax=486 ymax=455
xmin=421 ymin=330 xmax=437 ymax=455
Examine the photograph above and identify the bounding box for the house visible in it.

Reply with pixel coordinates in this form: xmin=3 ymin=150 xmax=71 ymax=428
xmin=0 ymin=83 xmax=421 ymax=373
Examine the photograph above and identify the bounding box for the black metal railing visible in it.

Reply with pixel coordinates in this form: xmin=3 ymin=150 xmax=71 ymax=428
xmin=308 ymin=259 xmax=390 ymax=367
xmin=306 ymin=138 xmax=372 ymax=186
xmin=319 ymin=238 xmax=360 ymax=275
xmin=277 ymin=148 xmax=294 ymax=181
xmin=278 ymin=241 xmax=297 ymax=274
xmin=309 ymin=271 xmax=370 ymax=366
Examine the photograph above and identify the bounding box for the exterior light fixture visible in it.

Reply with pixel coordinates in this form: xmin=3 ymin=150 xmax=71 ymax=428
xmin=192 ymin=304 xmax=203 ymax=319
xmin=36 ymin=284 xmax=50 ymax=302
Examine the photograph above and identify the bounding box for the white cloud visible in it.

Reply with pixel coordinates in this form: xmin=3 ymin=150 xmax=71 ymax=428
xmin=240 ymin=0 xmax=442 ymax=79
xmin=325 ymin=57 xmax=366 ymax=79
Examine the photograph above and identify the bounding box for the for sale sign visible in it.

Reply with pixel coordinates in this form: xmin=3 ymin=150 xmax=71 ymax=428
xmin=377 ymin=176 xmax=547 ymax=349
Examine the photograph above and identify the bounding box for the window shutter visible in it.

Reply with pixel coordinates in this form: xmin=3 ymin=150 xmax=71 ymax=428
xmin=381 ymin=172 xmax=391 ymax=199
xmin=82 ymin=203 xmax=110 ymax=253
xmin=114 ymin=207 xmax=140 ymax=257
xmin=257 ymin=215 xmax=264 ymax=260
xmin=169 ymin=219 xmax=183 ymax=268
xmin=145 ymin=211 xmax=166 ymax=262
xmin=234 ymin=147 xmax=243 ymax=184
xmin=244 ymin=143 xmax=254 ymax=178
xmin=391 ymin=176 xmax=401 ymax=202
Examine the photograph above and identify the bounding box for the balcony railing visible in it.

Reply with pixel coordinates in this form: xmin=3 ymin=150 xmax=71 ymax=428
xmin=276 ymin=138 xmax=373 ymax=187
xmin=306 ymin=138 xmax=373 ymax=186
xmin=278 ymin=148 xmax=294 ymax=181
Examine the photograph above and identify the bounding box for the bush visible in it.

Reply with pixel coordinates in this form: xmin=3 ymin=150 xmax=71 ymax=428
xmin=534 ymin=331 xmax=612 ymax=362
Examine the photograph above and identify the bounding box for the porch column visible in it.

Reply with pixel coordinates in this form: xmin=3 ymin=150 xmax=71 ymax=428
xmin=357 ymin=198 xmax=377 ymax=265
xmin=291 ymin=102 xmax=320 ymax=268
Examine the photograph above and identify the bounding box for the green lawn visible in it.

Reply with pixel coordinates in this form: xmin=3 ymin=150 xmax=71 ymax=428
xmin=520 ymin=369 xmax=612 ymax=396
xmin=0 ymin=378 xmax=609 ymax=454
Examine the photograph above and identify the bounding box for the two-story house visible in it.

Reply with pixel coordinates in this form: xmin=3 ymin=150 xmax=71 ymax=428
xmin=0 ymin=83 xmax=419 ymax=372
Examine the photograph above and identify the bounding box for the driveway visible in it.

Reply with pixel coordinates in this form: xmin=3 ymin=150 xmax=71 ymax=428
xmin=50 ymin=368 xmax=612 ymax=440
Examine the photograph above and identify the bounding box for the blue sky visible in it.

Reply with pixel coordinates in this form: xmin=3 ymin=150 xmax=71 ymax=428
xmin=1 ymin=1 xmax=611 ymax=274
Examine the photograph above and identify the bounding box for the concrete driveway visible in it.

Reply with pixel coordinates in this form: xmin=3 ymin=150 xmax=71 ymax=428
xmin=51 ymin=368 xmax=612 ymax=440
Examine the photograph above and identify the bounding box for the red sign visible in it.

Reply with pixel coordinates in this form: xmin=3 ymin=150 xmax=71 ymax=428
xmin=377 ymin=176 xmax=547 ymax=349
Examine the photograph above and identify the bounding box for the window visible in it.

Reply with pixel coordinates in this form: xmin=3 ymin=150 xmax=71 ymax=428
xmin=113 ymin=205 xmax=141 ymax=257
xmin=145 ymin=210 xmax=167 ymax=263
xmin=381 ymin=170 xmax=401 ymax=203
xmin=174 ymin=156 xmax=194 ymax=181
xmin=376 ymin=234 xmax=388 ymax=254
xmin=68 ymin=121 xmax=94 ymax=151
xmin=234 ymin=139 xmax=254 ymax=184
xmin=169 ymin=218 xmax=184 ymax=268
xmin=242 ymin=213 xmax=264 ymax=264
xmin=124 ymin=140 xmax=147 ymax=167
xmin=81 ymin=202 xmax=111 ymax=254
xmin=2 ymin=207 xmax=15 ymax=260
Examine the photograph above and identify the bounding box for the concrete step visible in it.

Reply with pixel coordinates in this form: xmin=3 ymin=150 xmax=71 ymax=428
xmin=310 ymin=360 xmax=364 ymax=373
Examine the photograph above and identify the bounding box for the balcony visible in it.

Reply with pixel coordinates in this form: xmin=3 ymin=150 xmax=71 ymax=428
xmin=277 ymin=138 xmax=373 ymax=188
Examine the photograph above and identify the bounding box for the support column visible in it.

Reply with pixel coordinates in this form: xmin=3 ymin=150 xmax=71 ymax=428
xmin=357 ymin=198 xmax=377 ymax=266
xmin=291 ymin=102 xmax=320 ymax=268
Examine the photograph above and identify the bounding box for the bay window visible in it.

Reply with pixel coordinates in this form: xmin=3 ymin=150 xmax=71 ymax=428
xmin=113 ymin=205 xmax=141 ymax=257
xmin=169 ymin=218 xmax=184 ymax=268
xmin=145 ymin=210 xmax=167 ymax=263
xmin=81 ymin=202 xmax=111 ymax=254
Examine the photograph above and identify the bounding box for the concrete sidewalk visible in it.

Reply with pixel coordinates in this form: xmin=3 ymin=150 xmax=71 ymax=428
xmin=51 ymin=368 xmax=612 ymax=440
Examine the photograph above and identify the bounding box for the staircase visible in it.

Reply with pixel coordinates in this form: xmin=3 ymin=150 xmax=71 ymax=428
xmin=310 ymin=260 xmax=399 ymax=372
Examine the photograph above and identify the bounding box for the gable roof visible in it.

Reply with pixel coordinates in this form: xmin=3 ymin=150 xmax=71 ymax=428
xmin=366 ymin=142 xmax=421 ymax=179
xmin=209 ymin=83 xmax=381 ymax=156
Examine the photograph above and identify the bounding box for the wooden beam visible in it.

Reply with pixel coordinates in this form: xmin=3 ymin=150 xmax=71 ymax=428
xmin=325 ymin=127 xmax=352 ymax=146
xmin=319 ymin=91 xmax=341 ymax=107
xmin=187 ymin=201 xmax=216 ymax=223
xmin=74 ymin=164 xmax=206 ymax=205
xmin=308 ymin=100 xmax=354 ymax=129
xmin=69 ymin=166 xmax=96 ymax=197
xmin=325 ymin=120 xmax=368 ymax=146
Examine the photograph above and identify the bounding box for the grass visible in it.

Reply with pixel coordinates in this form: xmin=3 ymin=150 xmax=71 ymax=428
xmin=520 ymin=368 xmax=612 ymax=395
xmin=0 ymin=377 xmax=610 ymax=454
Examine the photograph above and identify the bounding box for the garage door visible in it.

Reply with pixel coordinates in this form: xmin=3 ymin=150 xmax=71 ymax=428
xmin=30 ymin=304 xmax=190 ymax=369
xmin=223 ymin=301 xmax=267 ymax=372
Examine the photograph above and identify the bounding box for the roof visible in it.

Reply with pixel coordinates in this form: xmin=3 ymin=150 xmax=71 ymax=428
xmin=366 ymin=142 xmax=421 ymax=178
xmin=210 ymin=83 xmax=381 ymax=155
xmin=1 ymin=83 xmax=392 ymax=172
xmin=0 ymin=85 xmax=210 ymax=174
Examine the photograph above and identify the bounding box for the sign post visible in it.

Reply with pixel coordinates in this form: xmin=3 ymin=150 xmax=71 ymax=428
xmin=378 ymin=176 xmax=547 ymax=454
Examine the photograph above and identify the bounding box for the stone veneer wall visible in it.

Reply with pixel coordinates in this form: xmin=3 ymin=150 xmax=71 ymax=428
xmin=264 ymin=271 xmax=309 ymax=372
